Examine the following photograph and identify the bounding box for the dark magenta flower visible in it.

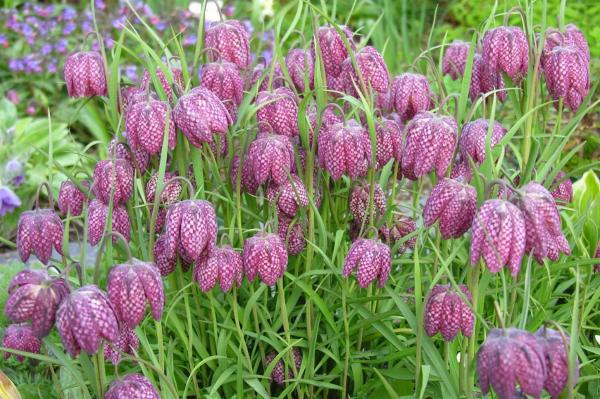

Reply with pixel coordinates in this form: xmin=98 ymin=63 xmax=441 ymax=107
xmin=443 ymin=40 xmax=470 ymax=80
xmin=105 ymin=374 xmax=160 ymax=399
xmin=256 ymin=87 xmax=299 ymax=137
xmin=482 ymin=26 xmax=529 ymax=83
xmin=56 ymin=285 xmax=119 ymax=357
xmin=58 ymin=180 xmax=90 ymax=216
xmin=478 ymin=328 xmax=546 ymax=399
xmin=125 ymin=97 xmax=177 ymax=155
xmin=278 ymin=217 xmax=306 ymax=255
xmin=154 ymin=235 xmax=177 ymax=277
xmin=140 ymin=66 xmax=184 ymax=103
xmin=204 ymin=20 xmax=251 ymax=70
xmin=459 ymin=119 xmax=507 ymax=164
xmin=92 ymin=159 xmax=134 ymax=206
xmin=63 ymin=51 xmax=107 ymax=97
xmin=243 ymin=232 xmax=288 ymax=286
xmin=349 ymin=181 xmax=386 ymax=223
xmin=104 ymin=326 xmax=139 ymax=365
xmin=470 ymin=199 xmax=526 ymax=276
xmin=230 ymin=154 xmax=260 ymax=195
xmin=266 ymin=175 xmax=309 ymax=218
xmin=535 ymin=327 xmax=578 ymax=399
xmin=247 ymin=61 xmax=285 ymax=92
xmin=340 ymin=46 xmax=389 ymax=97
xmin=5 ymin=268 xmax=70 ymax=338
xmin=424 ymin=178 xmax=477 ymax=239
xmin=285 ymin=48 xmax=315 ymax=92
xmin=543 ymin=45 xmax=589 ymax=112
xmin=424 ymin=284 xmax=474 ymax=341
xmin=390 ymin=73 xmax=432 ymax=122
xmin=193 ymin=245 xmax=243 ymax=292
xmin=308 ymin=104 xmax=343 ymax=146
xmin=470 ymin=53 xmax=507 ymax=102
xmin=374 ymin=117 xmax=403 ymax=169
xmin=264 ymin=348 xmax=302 ymax=385
xmin=246 ymin=133 xmax=296 ymax=186
xmin=108 ymin=139 xmax=150 ymax=174
xmin=379 ymin=214 xmax=417 ymax=252
xmin=199 ymin=60 xmax=244 ymax=119
xmin=88 ymin=200 xmax=131 ymax=246
xmin=145 ymin=172 xmax=182 ymax=205
xmin=549 ymin=171 xmax=573 ymax=203
xmin=311 ymin=25 xmax=355 ymax=90
xmin=17 ymin=209 xmax=64 ymax=264
xmin=2 ymin=324 xmax=41 ymax=362
xmin=343 ymin=238 xmax=391 ymax=288
xmin=542 ymin=24 xmax=590 ymax=66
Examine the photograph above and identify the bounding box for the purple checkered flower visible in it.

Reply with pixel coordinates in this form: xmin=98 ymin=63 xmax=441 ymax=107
xmin=513 ymin=182 xmax=570 ymax=264
xmin=63 ymin=51 xmax=107 ymax=97
xmin=246 ymin=133 xmax=296 ymax=186
xmin=378 ymin=214 xmax=417 ymax=252
xmin=266 ymin=175 xmax=309 ymax=218
xmin=311 ymin=25 xmax=355 ymax=90
xmin=482 ymin=26 xmax=529 ymax=83
xmin=92 ymin=159 xmax=133 ymax=206
xmin=2 ymin=324 xmax=41 ymax=362
xmin=154 ymin=235 xmax=177 ymax=277
xmin=343 ymin=238 xmax=391 ymax=288
xmin=88 ymin=200 xmax=131 ymax=246
xmin=104 ymin=326 xmax=139 ymax=365
xmin=164 ymin=200 xmax=218 ymax=262
xmin=375 ymin=117 xmax=403 ymax=169
xmin=478 ymin=328 xmax=547 ymax=399
xmin=349 ymin=181 xmax=386 ymax=223
xmin=145 ymin=172 xmax=182 ymax=206
xmin=126 ymin=97 xmax=176 ymax=155
xmin=204 ymin=20 xmax=251 ymax=70
xmin=173 ymin=87 xmax=232 ymax=148
xmin=443 ymin=40 xmax=470 ymax=80
xmin=470 ymin=53 xmax=507 ymax=102
xmin=140 ymin=67 xmax=184 ymax=103
xmin=199 ymin=61 xmax=244 ymax=119
xmin=230 ymin=154 xmax=260 ymax=195
xmin=424 ymin=284 xmax=474 ymax=341
xmin=308 ymin=104 xmax=343 ymax=146
xmin=56 ymin=285 xmax=119 ymax=357
xmin=5 ymin=268 xmax=69 ymax=338
xmin=424 ymin=178 xmax=477 ymax=239
xmin=108 ymin=139 xmax=150 ymax=174
xmin=256 ymin=87 xmax=299 ymax=138
xmin=119 ymin=86 xmax=146 ymax=116
xmin=0 ymin=186 xmax=21 ymax=216
xmin=459 ymin=119 xmax=507 ymax=164
xmin=265 ymin=348 xmax=302 ymax=385
xmin=470 ymin=199 xmax=526 ymax=276
xmin=107 ymin=259 xmax=164 ymax=328
xmin=105 ymin=374 xmax=160 ymax=399
xmin=390 ymin=73 xmax=432 ymax=122
xmin=17 ymin=209 xmax=64 ymax=265
xmin=278 ymin=216 xmax=306 ymax=255
xmin=58 ymin=180 xmax=90 ymax=217
xmin=247 ymin=61 xmax=285 ymax=92
xmin=542 ymin=24 xmax=590 ymax=67
xmin=543 ymin=45 xmax=590 ymax=112
xmin=549 ymin=171 xmax=573 ymax=203
xmin=193 ymin=245 xmax=243 ymax=292
xmin=243 ymin=232 xmax=288 ymax=286
xmin=401 ymin=111 xmax=457 ymax=180
xmin=318 ymin=119 xmax=372 ymax=181
xmin=340 ymin=46 xmax=389 ymax=97
xmin=286 ymin=48 xmax=315 ymax=92
xmin=535 ymin=327 xmax=578 ymax=399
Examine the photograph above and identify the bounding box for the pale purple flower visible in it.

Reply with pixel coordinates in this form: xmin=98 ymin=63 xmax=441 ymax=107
xmin=17 ymin=209 xmax=64 ymax=264
xmin=390 ymin=73 xmax=432 ymax=122
xmin=424 ymin=178 xmax=477 ymax=239
xmin=105 ymin=374 xmax=160 ymax=399
xmin=2 ymin=324 xmax=41 ymax=362
xmin=0 ymin=186 xmax=21 ymax=216
xmin=343 ymin=238 xmax=392 ymax=288
xmin=424 ymin=284 xmax=474 ymax=341
xmin=193 ymin=245 xmax=243 ymax=292
xmin=243 ymin=232 xmax=288 ymax=286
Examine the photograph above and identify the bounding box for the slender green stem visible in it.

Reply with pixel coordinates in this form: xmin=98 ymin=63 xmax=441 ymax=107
xmin=466 ymin=263 xmax=481 ymax=399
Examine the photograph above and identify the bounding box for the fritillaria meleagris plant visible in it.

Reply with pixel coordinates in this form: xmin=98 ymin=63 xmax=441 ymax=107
xmin=535 ymin=325 xmax=578 ymax=399
xmin=264 ymin=348 xmax=302 ymax=386
xmin=199 ymin=55 xmax=244 ymax=119
xmin=423 ymin=178 xmax=477 ymax=239
xmin=256 ymin=87 xmax=300 ymax=138
xmin=389 ymin=72 xmax=432 ymax=122
xmin=204 ymin=20 xmax=251 ymax=70
xmin=193 ymin=244 xmax=243 ymax=293
xmin=424 ymin=284 xmax=474 ymax=341
xmin=63 ymin=50 xmax=107 ymax=97
xmin=58 ymin=179 xmax=90 ymax=217
xmin=140 ymin=63 xmax=184 ymax=104
xmin=482 ymin=25 xmax=529 ymax=84
xmin=243 ymin=231 xmax=288 ymax=286
xmin=542 ymin=44 xmax=590 ymax=112
xmin=246 ymin=132 xmax=296 ymax=186
xmin=374 ymin=116 xmax=402 ymax=170
xmin=379 ymin=214 xmax=417 ymax=253
xmin=88 ymin=199 xmax=131 ymax=246
xmin=442 ymin=40 xmax=470 ymax=80
xmin=459 ymin=118 xmax=507 ymax=165
xmin=311 ymin=25 xmax=356 ymax=91
xmin=549 ymin=171 xmax=573 ymax=204
xmin=92 ymin=158 xmax=134 ymax=206
xmin=104 ymin=326 xmax=139 ymax=365
xmin=266 ymin=174 xmax=309 ymax=218
xmin=230 ymin=154 xmax=260 ymax=195
xmin=339 ymin=45 xmax=389 ymax=98
xmin=2 ymin=323 xmax=42 ymax=362
xmin=278 ymin=217 xmax=307 ymax=256
xmin=285 ymin=48 xmax=315 ymax=92
xmin=343 ymin=233 xmax=392 ymax=289
xmin=104 ymin=373 xmax=160 ymax=399
xmin=349 ymin=180 xmax=386 ymax=225
xmin=108 ymin=138 xmax=150 ymax=174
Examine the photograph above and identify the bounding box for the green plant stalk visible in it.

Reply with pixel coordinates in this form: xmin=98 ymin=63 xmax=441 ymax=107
xmin=155 ymin=320 xmax=165 ymax=375
xmin=466 ymin=263 xmax=481 ymax=399
xmin=94 ymin=349 xmax=106 ymax=397
xmin=414 ymin=240 xmax=423 ymax=394
xmin=231 ymin=287 xmax=253 ymax=370
xmin=341 ymin=281 xmax=351 ymax=398
xmin=208 ymin=290 xmax=219 ymax=354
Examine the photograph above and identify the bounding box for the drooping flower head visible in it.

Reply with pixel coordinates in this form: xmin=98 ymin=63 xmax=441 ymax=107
xmin=246 ymin=133 xmax=296 ymax=186
xmin=542 ymin=24 xmax=590 ymax=66
xmin=5 ymin=268 xmax=70 ymax=338
xmin=311 ymin=25 xmax=355 ymax=90
xmin=58 ymin=180 xmax=90 ymax=216
xmin=104 ymin=326 xmax=139 ymax=365
xmin=243 ymin=232 xmax=288 ymax=286
xmin=374 ymin=116 xmax=403 ymax=169
xmin=230 ymin=154 xmax=260 ymax=195
xmin=256 ymin=87 xmax=300 ymax=138
xmin=140 ymin=66 xmax=184 ymax=103
xmin=285 ymin=48 xmax=315 ymax=92
xmin=2 ymin=324 xmax=42 ymax=362
xmin=349 ymin=181 xmax=386 ymax=224
xmin=63 ymin=51 xmax=107 ymax=97
xmin=470 ymin=53 xmax=507 ymax=102
xmin=105 ymin=374 xmax=160 ymax=399
xmin=17 ymin=209 xmax=64 ymax=264
xmin=204 ymin=20 xmax=251 ymax=70
xmin=459 ymin=119 xmax=507 ymax=164
xmin=125 ymin=97 xmax=176 ymax=155
xmin=543 ymin=45 xmax=590 ymax=112
xmin=266 ymin=175 xmax=309 ymax=218
xmin=88 ymin=200 xmax=131 ymax=246
xmin=199 ymin=60 xmax=244 ymax=119
xmin=379 ymin=214 xmax=417 ymax=252
xmin=390 ymin=73 xmax=432 ymax=122
xmin=193 ymin=245 xmax=243 ymax=292
xmin=56 ymin=285 xmax=119 ymax=357
xmin=548 ymin=171 xmax=573 ymax=203
xmin=424 ymin=284 xmax=474 ymax=341
xmin=343 ymin=238 xmax=392 ymax=288
xmin=478 ymin=328 xmax=547 ymax=399
xmin=482 ymin=26 xmax=529 ymax=83
xmin=247 ymin=61 xmax=285 ymax=92
xmin=424 ymin=178 xmax=477 ymax=239
xmin=153 ymin=235 xmax=177 ymax=277
xmin=145 ymin=172 xmax=182 ymax=206
xmin=340 ymin=46 xmax=389 ymax=97
xmin=92 ymin=159 xmax=134 ymax=206
xmin=264 ymin=348 xmax=302 ymax=385
xmin=278 ymin=216 xmax=306 ymax=255
xmin=108 ymin=139 xmax=150 ymax=174
xmin=443 ymin=40 xmax=470 ymax=80
xmin=535 ymin=327 xmax=578 ymax=399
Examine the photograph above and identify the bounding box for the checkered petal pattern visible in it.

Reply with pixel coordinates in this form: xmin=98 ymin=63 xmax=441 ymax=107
xmin=424 ymin=178 xmax=477 ymax=239
xmin=542 ymin=24 xmax=590 ymax=68
xmin=256 ymin=87 xmax=300 ymax=138
xmin=535 ymin=327 xmax=578 ymax=399
xmin=390 ymin=73 xmax=432 ymax=122
xmin=153 ymin=235 xmax=177 ymax=277
xmin=193 ymin=245 xmax=243 ymax=292
xmin=63 ymin=51 xmax=107 ymax=97
xmin=199 ymin=61 xmax=244 ymax=119
xmin=108 ymin=139 xmax=150 ymax=174
xmin=543 ymin=45 xmax=590 ymax=112
xmin=247 ymin=61 xmax=285 ymax=92
xmin=125 ymin=98 xmax=176 ymax=155
xmin=266 ymin=175 xmax=309 ymax=218
xmin=204 ymin=20 xmax=251 ymax=70
xmin=549 ymin=171 xmax=573 ymax=203
xmin=286 ymin=48 xmax=315 ymax=92
xmin=140 ymin=67 xmax=184 ymax=104
xmin=92 ymin=159 xmax=134 ymax=206
xmin=311 ymin=25 xmax=355 ymax=89
xmin=375 ymin=117 xmax=403 ymax=169
xmin=2 ymin=323 xmax=42 ymax=362
xmin=87 ymin=199 xmax=131 ymax=246
xmin=340 ymin=46 xmax=389 ymax=97
xmin=264 ymin=348 xmax=302 ymax=386
xmin=459 ymin=119 xmax=507 ymax=164
xmin=378 ymin=214 xmax=417 ymax=252
xmin=246 ymin=133 xmax=296 ymax=186
xmin=349 ymin=181 xmax=386 ymax=223
xmin=105 ymin=373 xmax=160 ymax=399
xmin=343 ymin=238 xmax=392 ymax=288
xmin=469 ymin=53 xmax=507 ymax=102
xmin=482 ymin=26 xmax=529 ymax=83
xmin=242 ymin=232 xmax=288 ymax=286
xmin=145 ymin=172 xmax=182 ymax=206
xmin=424 ymin=284 xmax=474 ymax=341
xmin=230 ymin=155 xmax=260 ymax=195
xmin=58 ymin=180 xmax=90 ymax=217
xmin=17 ymin=209 xmax=64 ymax=265
xmin=443 ymin=40 xmax=470 ymax=80
xmin=278 ymin=216 xmax=306 ymax=255
xmin=104 ymin=326 xmax=139 ymax=365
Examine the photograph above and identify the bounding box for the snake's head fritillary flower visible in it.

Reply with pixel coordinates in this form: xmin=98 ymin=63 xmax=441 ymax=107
xmin=482 ymin=26 xmax=529 ymax=83
xmin=153 ymin=235 xmax=177 ymax=277
xmin=307 ymin=104 xmax=343 ymax=147
xmin=17 ymin=209 xmax=64 ymax=264
xmin=318 ymin=119 xmax=372 ymax=181
xmin=193 ymin=245 xmax=243 ymax=292
xmin=246 ymin=133 xmax=296 ymax=186
xmin=204 ymin=20 xmax=251 ymax=70
xmin=247 ymin=61 xmax=285 ymax=92
xmin=125 ymin=97 xmax=176 ymax=155
xmin=340 ymin=46 xmax=389 ymax=98
xmin=145 ymin=172 xmax=182 ymax=205
xmin=542 ymin=24 xmax=590 ymax=67
xmin=5 ymin=268 xmax=69 ymax=338
xmin=535 ymin=327 xmax=578 ymax=399
xmin=349 ymin=181 xmax=386 ymax=224
xmin=311 ymin=25 xmax=355 ymax=90
xmin=449 ymin=160 xmax=474 ymax=181
xmin=105 ymin=374 xmax=160 ymax=399
xmin=164 ymin=200 xmax=218 ymax=262
xmin=549 ymin=171 xmax=573 ymax=203
xmin=478 ymin=328 xmax=547 ymax=399
xmin=424 ymin=284 xmax=474 ymax=341
xmin=265 ymin=348 xmax=302 ymax=385
xmin=107 ymin=259 xmax=164 ymax=328
xmin=104 ymin=326 xmax=139 ymax=365
xmin=88 ymin=200 xmax=131 ymax=246
xmin=343 ymin=238 xmax=392 ymax=288
xmin=375 ymin=116 xmax=403 ymax=169
xmin=58 ymin=180 xmax=90 ymax=216
xmin=266 ymin=175 xmax=309 ymax=218
xmin=424 ymin=178 xmax=477 ymax=239
xmin=459 ymin=119 xmax=507 ymax=164
xmin=243 ymin=232 xmax=288 ymax=286
xmin=173 ymin=87 xmax=232 ymax=148
xmin=108 ymin=139 xmax=150 ymax=174
xmin=390 ymin=73 xmax=432 ymax=122
xmin=140 ymin=66 xmax=184 ymax=103
xmin=2 ymin=324 xmax=41 ymax=362
xmin=379 ymin=214 xmax=417 ymax=252
xmin=470 ymin=199 xmax=526 ymax=276
xmin=470 ymin=53 xmax=507 ymax=102
xmin=118 ymin=86 xmax=145 ymax=115
xmin=401 ymin=111 xmax=457 ymax=180
xmin=285 ymin=48 xmax=315 ymax=92
xmin=443 ymin=40 xmax=470 ymax=80
xmin=56 ymin=285 xmax=119 ymax=358
xmin=278 ymin=216 xmax=306 ymax=255
xmin=230 ymin=154 xmax=260 ymax=195
xmin=513 ymin=182 xmax=570 ymax=264
xmin=93 ymin=159 xmax=134 ymax=206
xmin=543 ymin=45 xmax=590 ymax=112
xmin=63 ymin=51 xmax=107 ymax=97
xmin=199 ymin=60 xmax=244 ymax=119
xmin=256 ymin=87 xmax=299 ymax=138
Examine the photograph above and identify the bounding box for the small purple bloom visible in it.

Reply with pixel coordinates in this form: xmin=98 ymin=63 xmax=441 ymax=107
xmin=5 ymin=159 xmax=24 ymax=187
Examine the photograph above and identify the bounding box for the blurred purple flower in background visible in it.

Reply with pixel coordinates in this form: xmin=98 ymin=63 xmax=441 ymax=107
xmin=5 ymin=90 xmax=20 ymax=105
xmin=5 ymin=160 xmax=25 ymax=187
xmin=0 ymin=186 xmax=21 ymax=216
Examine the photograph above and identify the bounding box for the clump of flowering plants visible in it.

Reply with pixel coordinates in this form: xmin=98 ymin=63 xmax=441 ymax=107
xmin=0 ymin=1 xmax=599 ymax=398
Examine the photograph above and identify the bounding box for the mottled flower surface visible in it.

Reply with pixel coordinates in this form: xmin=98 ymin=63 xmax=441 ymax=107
xmin=107 ymin=259 xmax=164 ymax=328
xmin=5 ymin=268 xmax=70 ymax=338
xmin=125 ymin=97 xmax=176 ymax=155
xmin=108 ymin=139 xmax=150 ymax=174
xmin=256 ymin=87 xmax=299 ymax=138
xmin=58 ymin=180 xmax=89 ymax=216
xmin=459 ymin=119 xmax=507 ymax=164
xmin=145 ymin=172 xmax=182 ymax=205
xmin=56 ymin=285 xmax=119 ymax=357
xmin=2 ymin=323 xmax=42 ymax=362
xmin=0 ymin=186 xmax=21 ymax=216
xmin=154 ymin=235 xmax=177 ymax=277
xmin=105 ymin=373 xmax=160 ymax=399
xmin=349 ymin=181 xmax=386 ymax=223
xmin=542 ymin=24 xmax=590 ymax=65
xmin=390 ymin=73 xmax=431 ymax=122
xmin=424 ymin=284 xmax=474 ymax=341
xmin=340 ymin=46 xmax=389 ymax=97
xmin=478 ymin=328 xmax=547 ymax=399
xmin=278 ymin=217 xmax=306 ymax=255
xmin=482 ymin=26 xmax=529 ymax=83
xmin=104 ymin=326 xmax=139 ymax=365
xmin=443 ymin=40 xmax=470 ymax=80
xmin=204 ymin=20 xmax=251 ymax=70
xmin=17 ymin=209 xmax=64 ymax=264
xmin=199 ymin=61 xmax=244 ymax=118
xmin=93 ymin=159 xmax=134 ymax=206
xmin=164 ymin=200 xmax=217 ymax=262
xmin=63 ymin=51 xmax=107 ymax=97
xmin=140 ymin=66 xmax=183 ymax=103
xmin=230 ymin=155 xmax=260 ymax=195
xmin=243 ymin=232 xmax=288 ymax=286
xmin=549 ymin=171 xmax=573 ymax=203
xmin=246 ymin=134 xmax=296 ymax=186
xmin=311 ymin=25 xmax=355 ymax=90
xmin=470 ymin=199 xmax=526 ymax=277
xmin=424 ymin=178 xmax=477 ymax=239
xmin=543 ymin=45 xmax=590 ymax=112
xmin=265 ymin=348 xmax=302 ymax=385
xmin=379 ymin=214 xmax=417 ymax=252
xmin=194 ymin=245 xmax=243 ymax=292
xmin=343 ymin=238 xmax=391 ymax=288
xmin=266 ymin=175 xmax=309 ymax=218
xmin=535 ymin=327 xmax=577 ymax=399
xmin=374 ymin=117 xmax=402 ymax=169
xmin=318 ymin=120 xmax=372 ymax=181
xmin=88 ymin=200 xmax=131 ymax=246
xmin=470 ymin=53 xmax=507 ymax=102
xmin=286 ymin=48 xmax=315 ymax=92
